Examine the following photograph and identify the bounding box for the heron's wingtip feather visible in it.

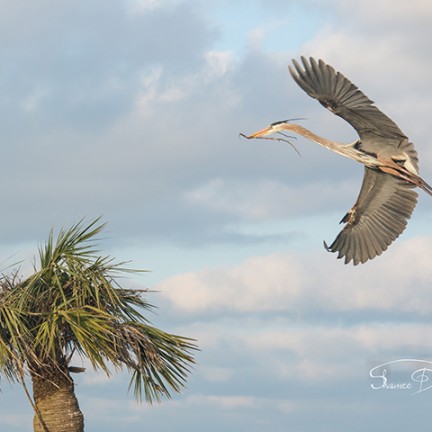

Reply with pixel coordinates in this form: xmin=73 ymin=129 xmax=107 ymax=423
xmin=323 ymin=240 xmax=332 ymax=252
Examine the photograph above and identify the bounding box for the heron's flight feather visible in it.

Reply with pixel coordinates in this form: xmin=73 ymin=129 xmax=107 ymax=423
xmin=289 ymin=57 xmax=408 ymax=142
xmin=326 ymin=168 xmax=418 ymax=265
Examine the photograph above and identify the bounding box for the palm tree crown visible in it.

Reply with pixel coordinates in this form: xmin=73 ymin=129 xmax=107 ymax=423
xmin=0 ymin=219 xmax=197 ymax=408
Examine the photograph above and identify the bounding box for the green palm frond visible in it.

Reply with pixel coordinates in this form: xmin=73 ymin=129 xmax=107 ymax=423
xmin=0 ymin=218 xmax=197 ymax=402
xmin=122 ymin=323 xmax=196 ymax=403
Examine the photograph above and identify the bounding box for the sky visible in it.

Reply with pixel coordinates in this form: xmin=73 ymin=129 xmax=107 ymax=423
xmin=1 ymin=0 xmax=432 ymax=430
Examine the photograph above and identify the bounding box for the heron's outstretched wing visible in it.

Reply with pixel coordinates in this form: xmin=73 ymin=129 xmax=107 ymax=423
xmin=325 ymin=167 xmax=418 ymax=265
xmin=289 ymin=57 xmax=405 ymax=141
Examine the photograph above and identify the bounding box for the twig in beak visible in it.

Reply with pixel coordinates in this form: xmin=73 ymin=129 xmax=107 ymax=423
xmin=239 ymin=132 xmax=301 ymax=157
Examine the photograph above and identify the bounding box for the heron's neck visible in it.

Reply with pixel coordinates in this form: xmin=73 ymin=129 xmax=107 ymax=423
xmin=287 ymin=123 xmax=367 ymax=162
xmin=288 ymin=124 xmax=344 ymax=154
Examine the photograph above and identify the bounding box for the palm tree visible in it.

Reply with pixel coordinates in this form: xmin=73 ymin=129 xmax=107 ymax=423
xmin=0 ymin=219 xmax=197 ymax=432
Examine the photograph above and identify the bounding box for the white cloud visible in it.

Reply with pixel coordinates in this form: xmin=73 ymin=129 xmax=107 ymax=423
xmin=22 ymin=86 xmax=50 ymax=113
xmin=178 ymin=316 xmax=432 ymax=393
xmin=127 ymin=0 xmax=183 ymax=14
xmin=248 ymin=26 xmax=267 ymax=49
xmin=134 ymin=49 xmax=237 ymax=120
xmin=157 ymin=252 xmax=304 ymax=312
xmin=159 ymin=236 xmax=432 ymax=314
xmin=135 ymin=66 xmax=186 ymax=117
xmin=296 ymin=0 xmax=432 ymax=104
xmin=185 ymin=177 xmax=356 ymax=221
xmin=188 ymin=394 xmax=256 ymax=409
xmin=204 ymin=51 xmax=235 ymax=79
xmin=332 ymin=0 xmax=432 ymax=26
xmin=200 ymin=366 xmax=233 ymax=382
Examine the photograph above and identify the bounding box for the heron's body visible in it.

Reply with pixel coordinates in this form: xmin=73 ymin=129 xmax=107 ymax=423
xmin=243 ymin=56 xmax=432 ymax=265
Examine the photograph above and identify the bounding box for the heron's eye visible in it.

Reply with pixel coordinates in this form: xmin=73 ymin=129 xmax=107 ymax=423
xmin=392 ymin=158 xmax=406 ymax=167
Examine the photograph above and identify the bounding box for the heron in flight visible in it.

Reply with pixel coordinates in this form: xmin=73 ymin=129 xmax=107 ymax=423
xmin=242 ymin=56 xmax=432 ymax=265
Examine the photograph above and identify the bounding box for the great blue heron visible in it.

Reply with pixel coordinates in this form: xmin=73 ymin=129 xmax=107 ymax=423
xmin=242 ymin=56 xmax=432 ymax=265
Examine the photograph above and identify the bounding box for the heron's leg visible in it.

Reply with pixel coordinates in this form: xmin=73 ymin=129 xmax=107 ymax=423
xmin=377 ymin=155 xmax=432 ymax=194
xmin=379 ymin=166 xmax=432 ymax=196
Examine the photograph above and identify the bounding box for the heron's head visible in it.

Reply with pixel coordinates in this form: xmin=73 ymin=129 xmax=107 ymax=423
xmin=244 ymin=120 xmax=292 ymax=138
xmin=240 ymin=119 xmax=301 ymax=156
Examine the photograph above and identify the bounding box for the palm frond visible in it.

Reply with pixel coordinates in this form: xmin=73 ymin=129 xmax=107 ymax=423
xmin=118 ymin=322 xmax=196 ymax=403
xmin=0 ymin=218 xmax=197 ymax=402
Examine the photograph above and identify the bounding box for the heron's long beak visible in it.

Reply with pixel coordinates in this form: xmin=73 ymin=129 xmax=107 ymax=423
xmin=243 ymin=125 xmax=274 ymax=139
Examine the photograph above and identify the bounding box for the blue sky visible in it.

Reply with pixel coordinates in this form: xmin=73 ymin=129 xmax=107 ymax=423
xmin=2 ymin=0 xmax=432 ymax=430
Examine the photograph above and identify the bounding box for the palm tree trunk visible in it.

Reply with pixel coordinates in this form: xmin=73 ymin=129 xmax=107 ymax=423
xmin=31 ymin=367 xmax=84 ymax=432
